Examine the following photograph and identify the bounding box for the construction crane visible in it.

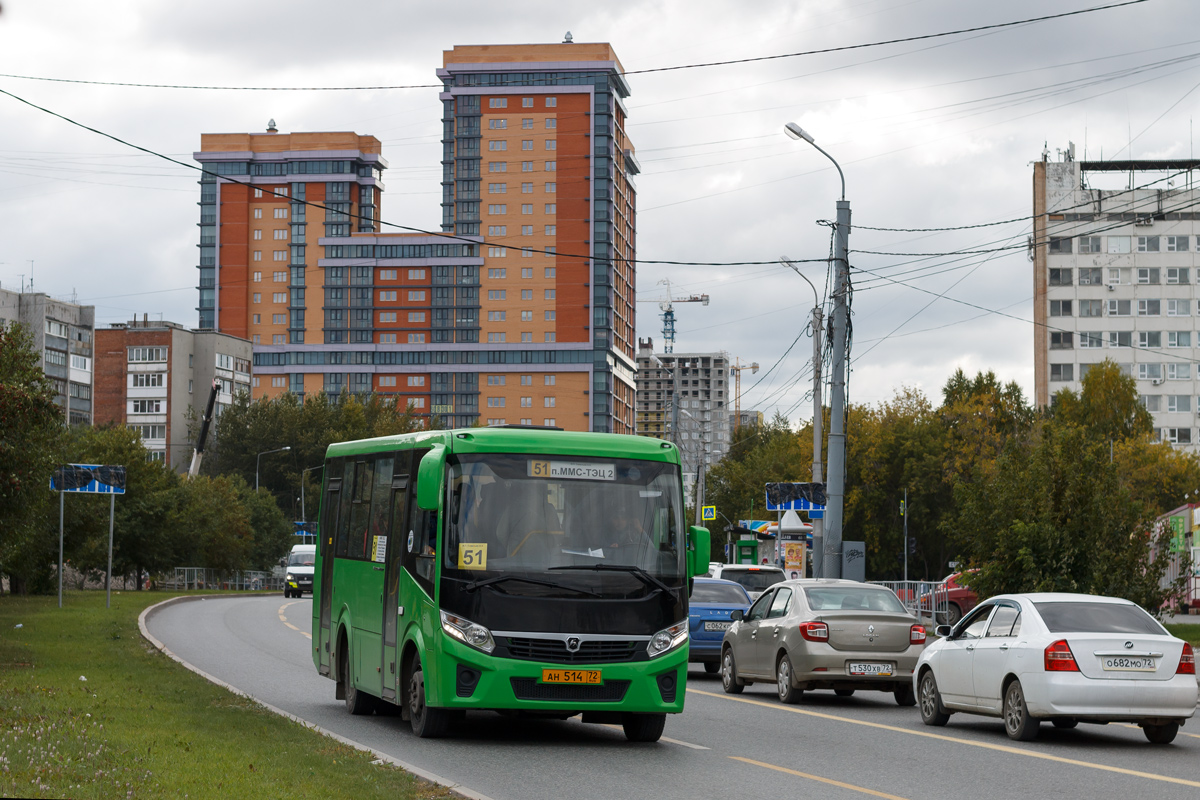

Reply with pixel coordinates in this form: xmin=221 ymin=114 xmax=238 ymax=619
xmin=730 ymin=358 xmax=759 ymax=432
xmin=640 ymin=279 xmax=709 ymax=354
xmin=187 ymin=379 xmax=220 ymax=479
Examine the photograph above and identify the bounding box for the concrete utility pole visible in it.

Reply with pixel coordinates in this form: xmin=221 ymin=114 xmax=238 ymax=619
xmin=810 ymin=305 xmax=824 ymax=578
xmin=785 ymin=122 xmax=849 ymax=579
xmin=781 ymin=256 xmax=825 ymax=579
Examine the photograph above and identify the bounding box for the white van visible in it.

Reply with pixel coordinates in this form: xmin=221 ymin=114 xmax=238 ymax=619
xmin=708 ymin=564 xmax=786 ymax=600
xmin=284 ymin=544 xmax=316 ymax=598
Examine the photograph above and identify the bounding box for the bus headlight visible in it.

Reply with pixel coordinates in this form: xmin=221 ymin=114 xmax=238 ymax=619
xmin=285 ymin=573 xmax=295 ymax=582
xmin=647 ymin=621 xmax=689 ymax=658
xmin=440 ymin=611 xmax=495 ymax=654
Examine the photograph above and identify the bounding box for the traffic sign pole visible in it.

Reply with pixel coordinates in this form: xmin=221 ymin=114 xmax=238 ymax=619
xmin=58 ymin=491 xmax=64 ymax=609
xmin=106 ymin=493 xmax=115 ymax=609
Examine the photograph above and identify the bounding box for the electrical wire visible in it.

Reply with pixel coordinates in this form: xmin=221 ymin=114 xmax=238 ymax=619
xmin=0 ymin=2 xmax=1147 ymax=91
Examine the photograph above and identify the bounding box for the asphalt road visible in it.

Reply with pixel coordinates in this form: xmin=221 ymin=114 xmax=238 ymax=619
xmin=146 ymin=595 xmax=1200 ymax=800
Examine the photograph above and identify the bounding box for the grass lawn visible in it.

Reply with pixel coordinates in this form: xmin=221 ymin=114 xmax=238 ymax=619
xmin=1165 ymin=623 xmax=1200 ymax=646
xmin=0 ymin=591 xmax=457 ymax=800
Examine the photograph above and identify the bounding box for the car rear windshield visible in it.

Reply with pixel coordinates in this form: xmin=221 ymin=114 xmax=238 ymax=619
xmin=691 ymin=583 xmax=749 ymax=604
xmin=805 ymin=587 xmax=907 ymax=614
xmin=1034 ymin=601 xmax=1165 ymax=635
xmin=723 ymin=570 xmax=786 ymax=592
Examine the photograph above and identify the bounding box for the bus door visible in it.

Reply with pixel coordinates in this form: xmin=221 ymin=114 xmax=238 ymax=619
xmin=381 ymin=450 xmax=412 ymax=702
xmin=317 ymin=461 xmax=343 ymax=677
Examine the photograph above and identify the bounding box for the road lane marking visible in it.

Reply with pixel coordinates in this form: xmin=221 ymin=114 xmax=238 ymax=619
xmin=688 ymin=688 xmax=1200 ymax=789
xmin=1121 ymin=723 xmax=1200 ymax=740
xmin=585 ymin=719 xmax=705 ymax=753
xmin=278 ymin=601 xmax=312 ymax=639
xmin=730 ymin=757 xmax=909 ymax=799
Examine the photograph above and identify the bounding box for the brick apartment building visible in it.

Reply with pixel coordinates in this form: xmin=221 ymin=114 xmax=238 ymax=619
xmin=196 ymin=40 xmax=638 ymax=432
xmin=94 ymin=317 xmax=251 ymax=470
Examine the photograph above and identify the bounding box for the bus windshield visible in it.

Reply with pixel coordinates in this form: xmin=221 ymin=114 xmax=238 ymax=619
xmin=444 ymin=453 xmax=685 ymax=597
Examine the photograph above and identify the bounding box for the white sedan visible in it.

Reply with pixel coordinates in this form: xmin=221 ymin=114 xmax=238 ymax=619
xmin=914 ymin=592 xmax=1197 ymax=743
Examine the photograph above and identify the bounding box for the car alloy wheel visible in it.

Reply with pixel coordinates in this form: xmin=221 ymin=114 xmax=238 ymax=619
xmin=776 ymin=654 xmax=803 ymax=704
xmin=1003 ymin=680 xmax=1039 ymax=741
xmin=918 ymin=671 xmax=950 ymax=726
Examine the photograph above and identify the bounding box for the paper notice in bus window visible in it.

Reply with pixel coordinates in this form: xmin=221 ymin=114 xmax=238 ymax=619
xmin=372 ymin=536 xmax=387 ymax=563
xmin=528 ymin=460 xmax=615 ymax=481
xmin=459 ymin=542 xmax=487 ymax=570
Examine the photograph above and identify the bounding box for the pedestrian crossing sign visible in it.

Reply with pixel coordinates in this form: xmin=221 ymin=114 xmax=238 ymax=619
xmin=701 ymin=506 xmax=716 ymax=521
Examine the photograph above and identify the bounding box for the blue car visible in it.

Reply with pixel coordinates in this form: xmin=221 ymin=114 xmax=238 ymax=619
xmin=689 ymin=578 xmax=753 ymax=673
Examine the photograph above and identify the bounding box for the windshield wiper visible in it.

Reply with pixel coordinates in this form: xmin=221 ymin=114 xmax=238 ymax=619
xmin=549 ymin=564 xmax=675 ymax=595
xmin=463 ymin=575 xmax=601 ymax=598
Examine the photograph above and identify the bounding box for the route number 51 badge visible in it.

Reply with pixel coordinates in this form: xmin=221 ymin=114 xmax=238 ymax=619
xmin=459 ymin=542 xmax=487 ymax=570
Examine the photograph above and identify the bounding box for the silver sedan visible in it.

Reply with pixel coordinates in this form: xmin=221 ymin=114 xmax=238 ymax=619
xmin=720 ymin=579 xmax=927 ymax=705
xmin=914 ymin=592 xmax=1198 ymax=743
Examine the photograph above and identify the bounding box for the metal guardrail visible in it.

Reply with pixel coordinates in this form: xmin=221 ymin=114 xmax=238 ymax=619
xmin=868 ymin=579 xmax=950 ymax=627
xmin=158 ymin=568 xmax=282 ymax=592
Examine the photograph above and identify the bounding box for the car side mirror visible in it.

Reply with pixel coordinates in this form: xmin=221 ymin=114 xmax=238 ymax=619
xmin=416 ymin=446 xmax=446 ymax=511
xmin=730 ymin=609 xmax=744 ymax=622
xmin=935 ymin=625 xmax=952 ymax=638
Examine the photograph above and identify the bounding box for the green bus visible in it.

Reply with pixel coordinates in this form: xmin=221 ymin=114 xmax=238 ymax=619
xmin=311 ymin=426 xmax=711 ymax=742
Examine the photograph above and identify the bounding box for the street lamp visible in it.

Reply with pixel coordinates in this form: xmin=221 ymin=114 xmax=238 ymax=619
xmin=781 ymin=256 xmax=825 ymax=578
xmin=300 ymin=464 xmax=324 ymax=522
xmin=785 ymin=121 xmax=851 ymax=579
xmin=256 ymin=446 xmax=291 ymax=492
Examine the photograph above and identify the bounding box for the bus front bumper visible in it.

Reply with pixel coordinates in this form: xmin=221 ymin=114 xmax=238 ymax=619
xmin=433 ymin=636 xmax=689 ymax=715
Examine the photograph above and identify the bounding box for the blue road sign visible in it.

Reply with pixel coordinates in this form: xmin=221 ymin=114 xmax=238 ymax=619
xmin=51 ymin=464 xmax=126 ymax=494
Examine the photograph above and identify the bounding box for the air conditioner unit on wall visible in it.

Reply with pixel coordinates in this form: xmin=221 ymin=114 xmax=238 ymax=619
xmin=1135 ymin=217 xmax=1154 ymax=226
xmin=1107 ymin=284 xmax=1116 ymax=291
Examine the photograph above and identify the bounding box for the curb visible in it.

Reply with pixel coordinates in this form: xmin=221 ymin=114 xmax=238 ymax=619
xmin=138 ymin=594 xmax=495 ymax=800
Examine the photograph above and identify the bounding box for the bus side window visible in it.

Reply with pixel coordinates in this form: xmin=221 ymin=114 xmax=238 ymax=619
xmin=334 ymin=460 xmax=355 ymax=558
xmin=403 ymin=449 xmax=435 ymax=596
xmin=321 ymin=460 xmax=342 ymax=556
xmin=365 ymin=456 xmax=393 ymax=560
xmin=348 ymin=460 xmax=374 ymax=560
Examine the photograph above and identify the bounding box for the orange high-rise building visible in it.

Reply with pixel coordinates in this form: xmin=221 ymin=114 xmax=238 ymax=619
xmin=196 ymin=41 xmax=636 ymax=432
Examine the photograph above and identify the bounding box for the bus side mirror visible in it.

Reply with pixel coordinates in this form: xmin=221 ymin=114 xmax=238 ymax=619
xmin=687 ymin=525 xmax=711 ymax=579
xmin=416 ymin=446 xmax=446 ymax=511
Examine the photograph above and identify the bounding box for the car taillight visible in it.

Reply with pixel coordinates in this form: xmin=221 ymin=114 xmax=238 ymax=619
xmin=799 ymin=621 xmax=829 ymax=642
xmin=1178 ymin=643 xmax=1196 ymax=675
xmin=1044 ymin=639 xmax=1079 ymax=672
xmin=910 ymin=624 xmax=927 ymax=645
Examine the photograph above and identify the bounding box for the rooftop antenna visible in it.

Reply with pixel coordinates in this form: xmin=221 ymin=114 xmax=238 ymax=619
xmin=28 ymin=259 xmax=33 ymax=293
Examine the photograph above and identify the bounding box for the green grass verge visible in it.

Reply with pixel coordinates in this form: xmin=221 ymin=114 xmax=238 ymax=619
xmin=0 ymin=591 xmax=457 ymax=800
xmin=1165 ymin=623 xmax=1200 ymax=646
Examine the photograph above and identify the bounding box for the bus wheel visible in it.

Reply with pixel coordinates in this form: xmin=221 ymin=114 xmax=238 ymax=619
xmin=340 ymin=640 xmax=377 ymax=715
xmin=622 ymin=713 xmax=666 ymax=743
xmin=408 ymin=655 xmax=454 ymax=738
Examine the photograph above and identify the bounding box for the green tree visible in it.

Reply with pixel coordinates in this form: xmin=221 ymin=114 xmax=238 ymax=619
xmin=1052 ymin=359 xmax=1153 ymax=443
xmin=951 ymin=421 xmax=1173 ymax=610
xmin=0 ymin=323 xmax=66 ymax=594
xmin=845 ymin=388 xmax=950 ymax=580
xmin=175 ymin=476 xmax=254 ymax=572
xmin=203 ymin=390 xmax=423 ymax=518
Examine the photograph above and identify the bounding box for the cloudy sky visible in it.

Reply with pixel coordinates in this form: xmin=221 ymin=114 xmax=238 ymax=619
xmin=1 ymin=0 xmax=1195 ymax=422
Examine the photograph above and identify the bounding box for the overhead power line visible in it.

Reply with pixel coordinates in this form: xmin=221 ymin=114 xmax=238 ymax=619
xmin=0 ymin=86 xmax=831 ymax=270
xmin=0 ymin=1 xmax=1147 ymax=91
